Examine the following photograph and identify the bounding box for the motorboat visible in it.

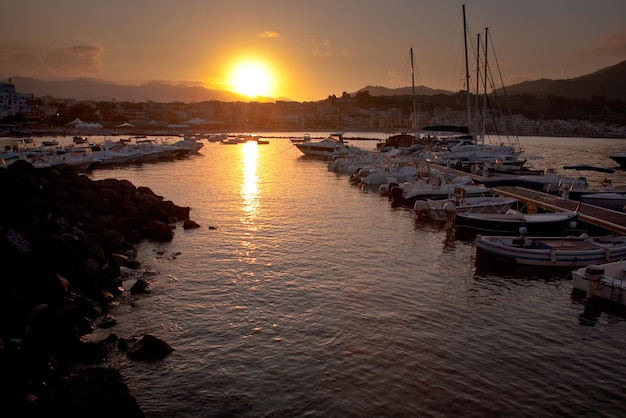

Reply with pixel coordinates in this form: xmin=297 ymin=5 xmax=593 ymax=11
xmin=579 ymin=192 xmax=626 ymax=212
xmin=294 ymin=133 xmax=356 ymax=157
xmin=397 ymin=172 xmax=489 ymax=208
xmin=290 ymin=133 xmax=311 ymax=144
xmin=455 ymin=210 xmax=579 ymax=237
xmin=415 ymin=188 xmax=517 ymax=222
xmin=571 ymin=261 xmax=626 ymax=306
xmin=475 ymin=233 xmax=626 ymax=268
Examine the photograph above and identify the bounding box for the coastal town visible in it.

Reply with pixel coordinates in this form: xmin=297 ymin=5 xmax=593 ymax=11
xmin=2 ymin=79 xmax=626 ymax=139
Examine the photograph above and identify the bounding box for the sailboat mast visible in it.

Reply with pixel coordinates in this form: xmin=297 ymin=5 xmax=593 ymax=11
xmin=482 ymin=27 xmax=489 ymax=143
xmin=475 ymin=32 xmax=481 ymax=141
xmin=462 ymin=4 xmax=471 ymax=139
xmin=410 ymin=47 xmax=417 ymax=132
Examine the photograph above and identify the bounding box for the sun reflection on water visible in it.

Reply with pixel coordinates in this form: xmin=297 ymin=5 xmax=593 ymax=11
xmin=241 ymin=140 xmax=259 ymax=229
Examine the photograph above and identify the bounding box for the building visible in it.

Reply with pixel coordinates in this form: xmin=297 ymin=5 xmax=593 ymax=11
xmin=0 ymin=79 xmax=33 ymax=118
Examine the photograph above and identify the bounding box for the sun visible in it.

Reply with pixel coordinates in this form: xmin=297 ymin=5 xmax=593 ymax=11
xmin=230 ymin=61 xmax=273 ymax=98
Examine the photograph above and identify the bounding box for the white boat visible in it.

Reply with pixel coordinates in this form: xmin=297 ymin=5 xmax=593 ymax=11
xmin=290 ymin=133 xmax=311 ymax=144
xmin=455 ymin=210 xmax=579 ymax=236
xmin=475 ymin=234 xmax=626 ymax=268
xmin=398 ymin=172 xmax=489 ymax=208
xmin=579 ymin=192 xmax=626 ymax=211
xmin=415 ymin=188 xmax=517 ymax=222
xmin=571 ymin=261 xmax=626 ymax=306
xmin=294 ymin=133 xmax=356 ymax=157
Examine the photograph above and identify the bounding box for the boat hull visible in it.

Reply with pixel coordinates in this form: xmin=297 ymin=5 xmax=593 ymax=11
xmin=571 ymin=262 xmax=626 ymax=305
xmin=455 ymin=211 xmax=579 ymax=237
xmin=475 ymin=235 xmax=626 ymax=268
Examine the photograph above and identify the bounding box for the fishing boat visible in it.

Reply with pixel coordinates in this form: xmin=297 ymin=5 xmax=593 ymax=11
xmin=455 ymin=210 xmax=579 ymax=237
xmin=415 ymin=189 xmax=517 ymax=222
xmin=571 ymin=261 xmax=626 ymax=306
xmin=475 ymin=233 xmax=626 ymax=268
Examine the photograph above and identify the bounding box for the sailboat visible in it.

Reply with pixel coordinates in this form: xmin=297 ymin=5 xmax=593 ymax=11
xmin=376 ymin=48 xmax=419 ymax=153
xmin=419 ymin=5 xmax=523 ymax=169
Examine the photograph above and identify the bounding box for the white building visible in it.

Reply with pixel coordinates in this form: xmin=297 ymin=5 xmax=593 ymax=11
xmin=0 ymin=80 xmax=33 ymax=118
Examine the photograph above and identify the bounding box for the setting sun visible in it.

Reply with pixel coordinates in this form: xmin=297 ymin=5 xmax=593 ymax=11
xmin=230 ymin=60 xmax=274 ymax=98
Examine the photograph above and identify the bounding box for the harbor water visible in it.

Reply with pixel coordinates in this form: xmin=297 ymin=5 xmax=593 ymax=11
xmin=76 ymin=134 xmax=626 ymax=417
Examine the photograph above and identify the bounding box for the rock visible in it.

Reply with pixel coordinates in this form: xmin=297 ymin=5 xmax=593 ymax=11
xmin=130 ymin=279 xmax=151 ymax=294
xmin=183 ymin=219 xmax=201 ymax=229
xmin=127 ymin=334 xmax=174 ymax=362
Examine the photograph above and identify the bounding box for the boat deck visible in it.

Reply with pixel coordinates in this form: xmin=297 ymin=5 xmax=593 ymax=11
xmin=492 ymin=186 xmax=626 ymax=235
xmin=430 ymin=165 xmax=626 ymax=235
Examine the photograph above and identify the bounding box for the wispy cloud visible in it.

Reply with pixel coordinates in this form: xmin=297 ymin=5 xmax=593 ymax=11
xmin=310 ymin=39 xmax=332 ymax=57
xmin=258 ymin=31 xmax=279 ymax=38
xmin=43 ymin=45 xmax=103 ymax=77
xmin=574 ymin=27 xmax=626 ymax=57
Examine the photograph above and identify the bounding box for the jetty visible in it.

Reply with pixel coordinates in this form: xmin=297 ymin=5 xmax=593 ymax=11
xmin=433 ymin=165 xmax=626 ymax=235
xmin=492 ymin=186 xmax=626 ymax=235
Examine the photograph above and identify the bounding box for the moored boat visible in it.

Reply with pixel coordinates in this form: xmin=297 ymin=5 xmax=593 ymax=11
xmin=571 ymin=261 xmax=626 ymax=306
xmin=294 ymin=133 xmax=357 ymax=157
xmin=455 ymin=210 xmax=579 ymax=237
xmin=475 ymin=233 xmax=626 ymax=268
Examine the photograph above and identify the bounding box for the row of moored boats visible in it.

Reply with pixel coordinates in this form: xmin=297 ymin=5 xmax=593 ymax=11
xmin=0 ymin=136 xmax=205 ymax=171
xmin=293 ymin=131 xmax=626 ymax=310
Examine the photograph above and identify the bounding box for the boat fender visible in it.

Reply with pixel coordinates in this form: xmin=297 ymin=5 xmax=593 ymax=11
xmin=443 ymin=202 xmax=457 ymax=214
xmin=414 ymin=200 xmax=429 ymax=213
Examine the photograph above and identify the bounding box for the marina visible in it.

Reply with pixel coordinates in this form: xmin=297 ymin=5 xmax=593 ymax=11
xmin=4 ymin=133 xmax=626 ymax=417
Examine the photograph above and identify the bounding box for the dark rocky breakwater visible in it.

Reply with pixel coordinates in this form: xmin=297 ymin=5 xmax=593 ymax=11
xmin=0 ymin=160 xmax=197 ymax=417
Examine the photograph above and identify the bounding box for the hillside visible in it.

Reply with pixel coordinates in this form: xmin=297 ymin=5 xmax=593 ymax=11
xmin=6 ymin=59 xmax=626 ymax=103
xmin=494 ymin=60 xmax=626 ymax=100
xmin=8 ymin=77 xmax=250 ymax=103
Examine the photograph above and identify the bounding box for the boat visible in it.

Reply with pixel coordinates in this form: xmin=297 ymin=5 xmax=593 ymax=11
xmin=609 ymin=152 xmax=626 ymax=168
xmin=73 ymin=135 xmax=89 ymax=144
xmin=475 ymin=233 xmax=626 ymax=268
xmin=415 ymin=188 xmax=517 ymax=222
xmin=294 ymin=133 xmax=357 ymax=157
xmin=571 ymin=261 xmax=626 ymax=306
xmin=290 ymin=133 xmax=311 ymax=144
xmin=455 ymin=210 xmax=579 ymax=237
xmin=396 ymin=171 xmax=490 ymax=208
xmin=41 ymin=139 xmax=59 ymax=147
xmin=579 ymin=192 xmax=626 ymax=211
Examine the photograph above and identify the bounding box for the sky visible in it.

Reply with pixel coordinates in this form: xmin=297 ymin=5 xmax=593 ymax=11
xmin=1 ymin=0 xmax=626 ymax=102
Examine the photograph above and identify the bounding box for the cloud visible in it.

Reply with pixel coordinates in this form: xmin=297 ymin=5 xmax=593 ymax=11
xmin=43 ymin=45 xmax=104 ymax=77
xmin=310 ymin=39 xmax=332 ymax=57
xmin=574 ymin=27 xmax=626 ymax=57
xmin=258 ymin=31 xmax=279 ymax=38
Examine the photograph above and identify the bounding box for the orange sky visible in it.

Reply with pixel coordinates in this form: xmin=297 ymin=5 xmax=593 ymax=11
xmin=1 ymin=0 xmax=625 ymax=101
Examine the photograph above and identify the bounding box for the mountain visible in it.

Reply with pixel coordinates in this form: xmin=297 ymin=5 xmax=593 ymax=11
xmin=8 ymin=77 xmax=251 ymax=103
xmin=7 ymin=60 xmax=626 ymax=102
xmin=491 ymin=60 xmax=626 ymax=100
xmin=357 ymin=60 xmax=626 ymax=101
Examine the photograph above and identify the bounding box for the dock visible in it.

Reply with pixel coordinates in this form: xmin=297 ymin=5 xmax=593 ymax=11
xmin=493 ymin=186 xmax=626 ymax=235
xmin=432 ymin=164 xmax=626 ymax=235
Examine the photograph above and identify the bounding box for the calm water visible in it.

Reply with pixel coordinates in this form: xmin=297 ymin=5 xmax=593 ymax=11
xmin=78 ymin=133 xmax=626 ymax=417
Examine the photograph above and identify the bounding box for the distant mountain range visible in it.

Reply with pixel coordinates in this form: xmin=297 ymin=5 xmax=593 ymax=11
xmin=7 ymin=60 xmax=626 ymax=102
xmin=357 ymin=60 xmax=626 ymax=101
xmin=8 ymin=77 xmax=251 ymax=103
